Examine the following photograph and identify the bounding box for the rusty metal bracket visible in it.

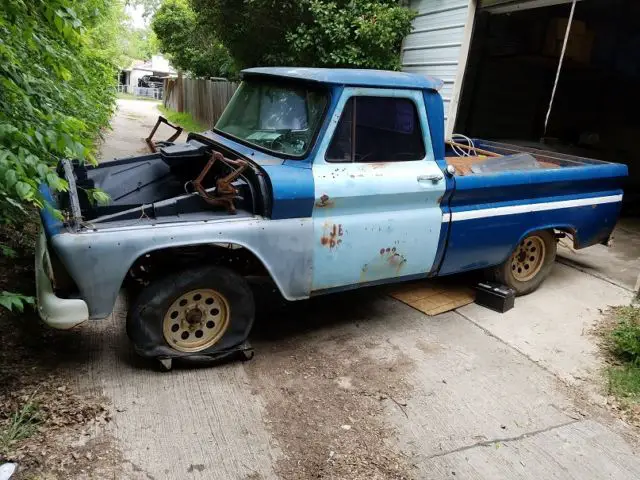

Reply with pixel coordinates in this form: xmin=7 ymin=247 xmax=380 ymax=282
xmin=192 ymin=151 xmax=248 ymax=215
xmin=146 ymin=116 xmax=184 ymax=152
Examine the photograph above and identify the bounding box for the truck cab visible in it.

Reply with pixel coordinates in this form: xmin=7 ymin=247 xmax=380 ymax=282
xmin=229 ymin=68 xmax=451 ymax=292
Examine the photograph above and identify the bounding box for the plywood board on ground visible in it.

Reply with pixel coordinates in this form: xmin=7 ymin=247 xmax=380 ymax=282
xmin=389 ymin=280 xmax=475 ymax=315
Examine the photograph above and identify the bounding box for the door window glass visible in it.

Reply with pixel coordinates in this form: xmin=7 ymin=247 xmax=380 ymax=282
xmin=326 ymin=96 xmax=426 ymax=163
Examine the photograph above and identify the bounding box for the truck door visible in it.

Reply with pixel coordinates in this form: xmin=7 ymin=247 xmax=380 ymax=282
xmin=311 ymin=88 xmax=446 ymax=292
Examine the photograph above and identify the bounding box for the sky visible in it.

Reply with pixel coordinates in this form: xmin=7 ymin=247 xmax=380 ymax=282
xmin=125 ymin=4 xmax=148 ymax=29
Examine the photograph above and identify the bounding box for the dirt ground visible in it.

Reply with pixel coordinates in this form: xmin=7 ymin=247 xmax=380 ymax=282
xmin=0 ymin=224 xmax=118 ymax=479
xmin=2 ymin=99 xmax=640 ymax=479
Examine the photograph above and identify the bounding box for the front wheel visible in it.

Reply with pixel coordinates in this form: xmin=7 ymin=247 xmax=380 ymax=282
xmin=127 ymin=266 xmax=254 ymax=361
xmin=488 ymin=230 xmax=557 ymax=296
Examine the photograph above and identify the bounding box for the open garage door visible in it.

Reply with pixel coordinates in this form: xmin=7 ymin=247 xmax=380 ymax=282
xmin=402 ymin=0 xmax=584 ymax=137
xmin=479 ymin=0 xmax=580 ymax=14
xmin=455 ymin=0 xmax=640 ymax=210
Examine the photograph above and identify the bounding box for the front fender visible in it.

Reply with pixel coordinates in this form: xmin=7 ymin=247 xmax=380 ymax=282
xmin=52 ymin=217 xmax=313 ymax=319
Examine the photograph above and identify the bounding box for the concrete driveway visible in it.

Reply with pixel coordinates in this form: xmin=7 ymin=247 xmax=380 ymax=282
xmin=99 ymin=98 xmax=188 ymax=160
xmin=79 ymin=99 xmax=640 ymax=479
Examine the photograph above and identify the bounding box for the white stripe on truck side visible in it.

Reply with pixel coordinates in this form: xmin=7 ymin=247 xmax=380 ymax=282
xmin=441 ymin=194 xmax=623 ymax=222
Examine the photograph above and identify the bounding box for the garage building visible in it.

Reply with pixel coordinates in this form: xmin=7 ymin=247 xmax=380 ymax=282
xmin=402 ymin=0 xmax=640 ymax=207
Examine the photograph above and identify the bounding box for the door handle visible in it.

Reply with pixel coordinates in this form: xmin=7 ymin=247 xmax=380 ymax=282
xmin=417 ymin=174 xmax=443 ymax=183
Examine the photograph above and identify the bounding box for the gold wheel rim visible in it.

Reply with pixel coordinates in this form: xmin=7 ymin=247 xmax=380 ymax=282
xmin=510 ymin=235 xmax=546 ymax=282
xmin=162 ymin=288 xmax=230 ymax=353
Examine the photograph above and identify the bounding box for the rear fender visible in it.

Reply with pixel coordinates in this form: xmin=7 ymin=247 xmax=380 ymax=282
xmin=438 ymin=196 xmax=622 ymax=275
xmin=496 ymin=217 xmax=617 ymax=266
xmin=497 ymin=223 xmax=570 ymax=266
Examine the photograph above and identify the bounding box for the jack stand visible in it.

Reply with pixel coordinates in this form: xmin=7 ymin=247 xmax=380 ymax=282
xmin=158 ymin=358 xmax=173 ymax=371
xmin=239 ymin=341 xmax=255 ymax=361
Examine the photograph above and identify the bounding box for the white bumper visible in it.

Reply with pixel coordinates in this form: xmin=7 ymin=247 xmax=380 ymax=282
xmin=35 ymin=230 xmax=89 ymax=329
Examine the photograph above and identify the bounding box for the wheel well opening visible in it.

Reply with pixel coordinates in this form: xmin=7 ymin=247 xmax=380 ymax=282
xmin=554 ymin=227 xmax=578 ymax=249
xmin=124 ymin=244 xmax=272 ymax=290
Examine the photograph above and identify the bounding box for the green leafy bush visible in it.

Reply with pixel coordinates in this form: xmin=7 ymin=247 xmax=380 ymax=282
xmin=0 ymin=0 xmax=123 ymax=311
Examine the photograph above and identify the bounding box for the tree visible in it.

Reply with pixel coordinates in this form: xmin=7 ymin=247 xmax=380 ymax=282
xmin=151 ymin=0 xmax=234 ymax=78
xmin=288 ymin=0 xmax=416 ymax=70
xmin=121 ymin=28 xmax=160 ymax=62
xmin=190 ymin=0 xmax=304 ymax=69
xmin=192 ymin=0 xmax=415 ymax=70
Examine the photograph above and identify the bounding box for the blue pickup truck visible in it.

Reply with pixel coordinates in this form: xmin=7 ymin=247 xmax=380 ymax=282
xmin=37 ymin=68 xmax=627 ymax=366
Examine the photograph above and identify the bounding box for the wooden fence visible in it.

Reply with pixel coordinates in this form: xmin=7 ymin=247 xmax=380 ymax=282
xmin=163 ymin=77 xmax=238 ymax=127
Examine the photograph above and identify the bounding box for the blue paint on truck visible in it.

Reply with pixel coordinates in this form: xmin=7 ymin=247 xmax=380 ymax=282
xmin=242 ymin=67 xmax=444 ymax=91
xmin=438 ymin=162 xmax=626 ymax=275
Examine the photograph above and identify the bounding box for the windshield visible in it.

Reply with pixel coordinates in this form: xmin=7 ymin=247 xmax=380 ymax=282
xmin=215 ymin=79 xmax=328 ymax=157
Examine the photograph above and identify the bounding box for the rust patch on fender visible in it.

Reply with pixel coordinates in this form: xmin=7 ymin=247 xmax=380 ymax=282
xmin=320 ymin=223 xmax=344 ymax=250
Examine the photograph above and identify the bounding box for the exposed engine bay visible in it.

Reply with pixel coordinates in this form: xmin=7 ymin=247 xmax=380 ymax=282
xmin=60 ymin=134 xmax=271 ymax=226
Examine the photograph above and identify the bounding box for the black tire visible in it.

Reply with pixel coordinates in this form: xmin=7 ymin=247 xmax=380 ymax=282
xmin=488 ymin=230 xmax=557 ymax=296
xmin=127 ymin=266 xmax=254 ymax=360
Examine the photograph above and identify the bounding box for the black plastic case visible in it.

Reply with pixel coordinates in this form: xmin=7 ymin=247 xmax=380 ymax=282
xmin=475 ymin=282 xmax=515 ymax=313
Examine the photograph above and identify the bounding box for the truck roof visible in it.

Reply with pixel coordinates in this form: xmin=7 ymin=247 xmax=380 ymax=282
xmin=241 ymin=67 xmax=443 ymax=91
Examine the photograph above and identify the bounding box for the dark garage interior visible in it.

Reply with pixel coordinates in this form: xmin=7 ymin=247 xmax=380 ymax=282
xmin=455 ymin=0 xmax=640 ymax=211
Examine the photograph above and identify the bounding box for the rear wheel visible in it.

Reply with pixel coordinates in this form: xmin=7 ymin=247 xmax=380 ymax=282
xmin=488 ymin=230 xmax=557 ymax=296
xmin=127 ymin=266 xmax=254 ymax=361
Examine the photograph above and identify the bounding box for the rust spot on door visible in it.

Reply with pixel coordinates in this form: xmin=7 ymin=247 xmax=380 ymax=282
xmin=363 ymin=247 xmax=407 ymax=280
xmin=320 ymin=223 xmax=344 ymax=250
xmin=315 ymin=194 xmax=335 ymax=208
xmin=368 ymin=163 xmax=388 ymax=169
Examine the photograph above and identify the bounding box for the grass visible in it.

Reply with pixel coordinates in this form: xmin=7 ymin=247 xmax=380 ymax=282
xmin=116 ymin=92 xmax=160 ymax=102
xmin=608 ymin=365 xmax=640 ymax=398
xmin=605 ymin=306 xmax=640 ymax=400
xmin=0 ymin=401 xmax=42 ymax=455
xmin=157 ymin=105 xmax=208 ymax=133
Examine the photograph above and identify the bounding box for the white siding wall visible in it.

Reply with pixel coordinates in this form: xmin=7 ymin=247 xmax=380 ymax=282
xmin=402 ymin=0 xmax=476 ymax=136
xmin=129 ymin=68 xmax=154 ymax=88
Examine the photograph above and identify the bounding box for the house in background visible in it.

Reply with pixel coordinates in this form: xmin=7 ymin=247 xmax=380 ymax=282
xmin=118 ymin=54 xmax=177 ymax=96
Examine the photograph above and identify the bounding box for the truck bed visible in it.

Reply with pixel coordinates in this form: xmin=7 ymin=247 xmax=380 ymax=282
xmin=438 ymin=139 xmax=626 ymax=276
xmin=445 ymin=139 xmax=610 ymax=176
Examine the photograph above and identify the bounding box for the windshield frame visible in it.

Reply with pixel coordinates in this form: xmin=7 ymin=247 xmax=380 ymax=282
xmin=213 ymin=77 xmax=330 ymax=160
